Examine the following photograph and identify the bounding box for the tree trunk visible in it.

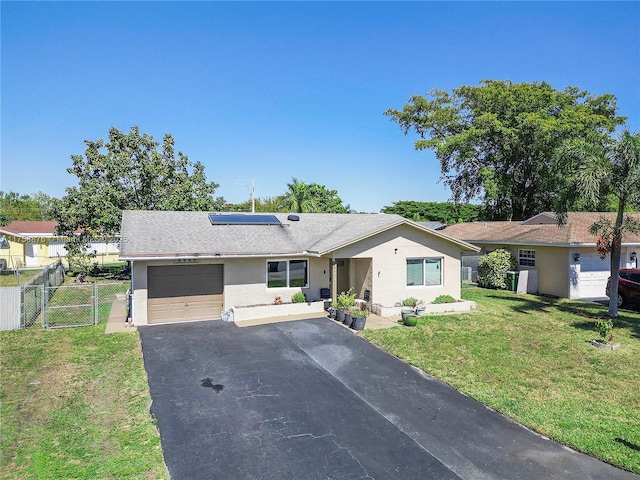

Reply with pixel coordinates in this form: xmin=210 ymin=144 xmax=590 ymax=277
xmin=608 ymin=206 xmax=624 ymax=318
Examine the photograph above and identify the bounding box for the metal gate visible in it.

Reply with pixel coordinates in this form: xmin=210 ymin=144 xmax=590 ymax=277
xmin=44 ymin=283 xmax=97 ymax=328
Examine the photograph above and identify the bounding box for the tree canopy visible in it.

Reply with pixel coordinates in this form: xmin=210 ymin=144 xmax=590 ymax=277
xmin=0 ymin=191 xmax=57 ymax=225
xmin=276 ymin=178 xmax=351 ymax=213
xmin=554 ymin=129 xmax=640 ymax=317
xmin=381 ymin=201 xmax=485 ymax=224
xmin=385 ymin=80 xmax=626 ymax=220
xmin=55 ymin=126 xmax=224 ymax=240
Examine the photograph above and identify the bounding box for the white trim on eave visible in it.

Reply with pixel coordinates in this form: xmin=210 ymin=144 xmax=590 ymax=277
xmin=118 ymin=252 xmax=320 ymax=261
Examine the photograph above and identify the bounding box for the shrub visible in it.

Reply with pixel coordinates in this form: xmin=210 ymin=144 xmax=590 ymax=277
xmin=595 ymin=318 xmax=614 ymax=343
xmin=477 ymin=249 xmax=517 ymax=289
xmin=402 ymin=297 xmax=419 ymax=307
xmin=349 ymin=307 xmax=367 ymax=319
xmin=336 ymin=289 xmax=357 ymax=309
xmin=291 ymin=292 xmax=306 ymax=303
xmin=431 ymin=295 xmax=457 ymax=304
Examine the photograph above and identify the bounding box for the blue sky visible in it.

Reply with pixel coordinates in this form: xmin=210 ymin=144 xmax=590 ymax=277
xmin=2 ymin=1 xmax=639 ymax=213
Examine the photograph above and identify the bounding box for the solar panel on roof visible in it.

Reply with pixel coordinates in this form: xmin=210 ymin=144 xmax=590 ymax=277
xmin=208 ymin=213 xmax=282 ymax=225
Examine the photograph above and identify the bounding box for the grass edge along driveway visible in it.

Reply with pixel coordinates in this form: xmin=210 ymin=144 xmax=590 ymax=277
xmin=363 ymin=287 xmax=640 ymax=475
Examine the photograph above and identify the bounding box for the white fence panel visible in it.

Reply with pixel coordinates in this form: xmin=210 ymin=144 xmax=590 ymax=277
xmin=0 ymin=287 xmax=21 ymax=331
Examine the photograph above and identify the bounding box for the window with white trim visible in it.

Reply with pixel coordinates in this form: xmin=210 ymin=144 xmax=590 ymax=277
xmin=518 ymin=249 xmax=536 ymax=267
xmin=267 ymin=259 xmax=308 ymax=288
xmin=406 ymin=258 xmax=442 ymax=286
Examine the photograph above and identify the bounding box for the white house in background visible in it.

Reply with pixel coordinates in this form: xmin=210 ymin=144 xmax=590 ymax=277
xmin=119 ymin=211 xmax=479 ymax=326
xmin=0 ymin=220 xmax=120 ymax=269
xmin=441 ymin=212 xmax=640 ymax=299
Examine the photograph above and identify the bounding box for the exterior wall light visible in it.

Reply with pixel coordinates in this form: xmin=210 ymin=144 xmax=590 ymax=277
xmin=574 ymin=253 xmax=581 ymax=262
xmin=631 ymin=251 xmax=637 ymax=261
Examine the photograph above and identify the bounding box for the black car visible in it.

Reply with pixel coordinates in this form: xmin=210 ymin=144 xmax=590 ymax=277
xmin=606 ymin=269 xmax=640 ymax=307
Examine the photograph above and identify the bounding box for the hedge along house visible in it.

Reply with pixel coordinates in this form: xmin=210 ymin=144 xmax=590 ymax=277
xmin=441 ymin=212 xmax=640 ymax=300
xmin=119 ymin=211 xmax=479 ymax=326
xmin=0 ymin=220 xmax=120 ymax=270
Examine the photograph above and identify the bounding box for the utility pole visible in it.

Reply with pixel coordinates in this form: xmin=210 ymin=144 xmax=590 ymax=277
xmin=251 ymin=179 xmax=255 ymax=213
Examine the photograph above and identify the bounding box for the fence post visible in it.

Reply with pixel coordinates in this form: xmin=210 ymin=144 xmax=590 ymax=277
xmin=93 ymin=282 xmax=98 ymax=325
xmin=41 ymin=284 xmax=47 ymax=328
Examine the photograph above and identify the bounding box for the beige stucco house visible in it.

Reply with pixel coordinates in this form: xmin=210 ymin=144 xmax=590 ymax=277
xmin=441 ymin=212 xmax=640 ymax=300
xmin=119 ymin=211 xmax=479 ymax=326
xmin=0 ymin=220 xmax=120 ymax=269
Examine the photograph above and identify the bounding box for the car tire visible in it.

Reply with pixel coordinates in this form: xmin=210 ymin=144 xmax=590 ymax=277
xmin=617 ymin=293 xmax=626 ymax=307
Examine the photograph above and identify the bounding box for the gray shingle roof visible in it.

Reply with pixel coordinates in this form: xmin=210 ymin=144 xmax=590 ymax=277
xmin=119 ymin=211 xmax=478 ymax=259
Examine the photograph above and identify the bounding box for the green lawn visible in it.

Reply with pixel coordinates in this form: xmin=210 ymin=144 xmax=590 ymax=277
xmin=0 ymin=269 xmax=41 ymax=287
xmin=0 ymin=326 xmax=168 ymax=479
xmin=363 ymin=287 xmax=640 ymax=474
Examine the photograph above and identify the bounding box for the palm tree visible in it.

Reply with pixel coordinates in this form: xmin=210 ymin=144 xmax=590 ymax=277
xmin=278 ymin=178 xmax=317 ymax=213
xmin=554 ymin=129 xmax=640 ymax=317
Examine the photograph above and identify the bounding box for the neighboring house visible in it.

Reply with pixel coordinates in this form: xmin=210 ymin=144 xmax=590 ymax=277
xmin=0 ymin=221 xmax=120 ymax=269
xmin=119 ymin=211 xmax=479 ymax=326
xmin=441 ymin=212 xmax=640 ymax=299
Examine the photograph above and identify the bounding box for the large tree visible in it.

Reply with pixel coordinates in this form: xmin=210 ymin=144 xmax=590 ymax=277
xmin=55 ymin=127 xmax=224 ymax=266
xmin=381 ymin=201 xmax=485 ymax=224
xmin=385 ymin=80 xmax=625 ymax=220
xmin=277 ymin=178 xmax=350 ymax=213
xmin=0 ymin=191 xmax=58 ymax=225
xmin=554 ymin=129 xmax=640 ymax=317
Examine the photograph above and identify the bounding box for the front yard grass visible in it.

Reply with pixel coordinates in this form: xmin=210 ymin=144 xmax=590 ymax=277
xmin=0 ymin=326 xmax=168 ymax=479
xmin=363 ymin=287 xmax=640 ymax=474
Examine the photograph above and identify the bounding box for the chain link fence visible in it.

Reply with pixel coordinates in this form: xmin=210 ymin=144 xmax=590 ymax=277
xmin=0 ymin=276 xmax=129 ymax=330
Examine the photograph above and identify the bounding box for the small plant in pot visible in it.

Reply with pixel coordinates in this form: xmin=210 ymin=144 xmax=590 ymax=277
xmin=401 ymin=297 xmax=419 ymax=321
xmin=415 ymin=302 xmax=427 ymax=316
xmin=328 ymin=301 xmax=338 ymax=319
xmin=404 ymin=314 xmax=418 ymax=327
xmin=336 ymin=289 xmax=357 ymax=323
xmin=350 ymin=308 xmax=367 ymax=330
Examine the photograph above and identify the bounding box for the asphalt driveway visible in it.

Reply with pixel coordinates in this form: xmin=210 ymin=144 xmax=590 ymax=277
xmin=139 ymin=318 xmax=638 ymax=480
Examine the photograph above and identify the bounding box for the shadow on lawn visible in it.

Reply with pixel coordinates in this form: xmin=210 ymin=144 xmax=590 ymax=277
xmin=484 ymin=293 xmax=640 ymax=340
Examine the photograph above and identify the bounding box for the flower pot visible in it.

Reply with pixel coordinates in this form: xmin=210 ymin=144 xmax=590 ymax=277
xmin=404 ymin=315 xmax=418 ymax=327
xmin=336 ymin=309 xmax=345 ymax=322
xmin=401 ymin=308 xmax=414 ymax=322
xmin=328 ymin=307 xmax=337 ymax=319
xmin=416 ymin=307 xmax=426 ymax=316
xmin=343 ymin=313 xmax=353 ymax=327
xmin=352 ymin=316 xmax=366 ymax=330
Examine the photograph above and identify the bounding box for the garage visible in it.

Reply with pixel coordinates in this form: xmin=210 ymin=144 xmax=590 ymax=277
xmin=579 ymin=254 xmax=611 ymax=298
xmin=147 ymin=264 xmax=223 ymax=324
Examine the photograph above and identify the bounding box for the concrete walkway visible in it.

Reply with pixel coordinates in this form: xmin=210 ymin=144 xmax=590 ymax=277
xmin=104 ymin=294 xmax=136 ymax=334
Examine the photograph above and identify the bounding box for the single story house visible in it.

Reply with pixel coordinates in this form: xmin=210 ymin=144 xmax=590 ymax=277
xmin=119 ymin=211 xmax=479 ymax=326
xmin=0 ymin=221 xmax=120 ymax=269
xmin=441 ymin=212 xmax=640 ymax=299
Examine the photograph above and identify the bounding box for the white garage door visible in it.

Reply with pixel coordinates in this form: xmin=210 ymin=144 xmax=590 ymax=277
xmin=148 ymin=264 xmax=224 ymax=324
xmin=579 ymin=254 xmax=610 ymax=298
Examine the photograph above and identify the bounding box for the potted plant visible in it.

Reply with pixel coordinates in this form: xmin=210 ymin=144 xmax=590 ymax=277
xmin=328 ymin=301 xmax=338 ymax=319
xmin=350 ymin=308 xmax=367 ymax=330
xmin=344 ymin=308 xmax=354 ymax=328
xmin=415 ymin=302 xmax=427 ymax=316
xmin=401 ymin=297 xmax=419 ymax=322
xmin=336 ymin=289 xmax=356 ymax=323
xmin=404 ymin=314 xmax=418 ymax=327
